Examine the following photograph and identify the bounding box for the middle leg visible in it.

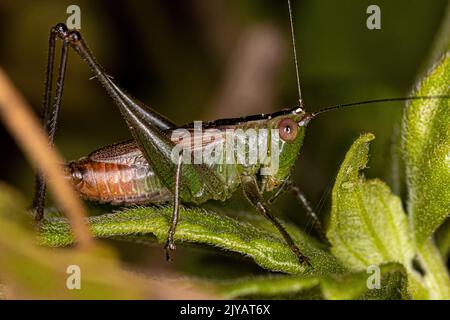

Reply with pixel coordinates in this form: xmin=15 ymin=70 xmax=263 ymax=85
xmin=241 ymin=175 xmax=311 ymax=266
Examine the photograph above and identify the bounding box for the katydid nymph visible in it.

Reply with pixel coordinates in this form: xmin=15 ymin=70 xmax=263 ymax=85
xmin=32 ymin=1 xmax=448 ymax=268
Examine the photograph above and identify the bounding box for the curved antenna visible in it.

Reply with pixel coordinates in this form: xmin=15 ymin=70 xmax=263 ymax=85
xmin=310 ymin=95 xmax=450 ymax=119
xmin=287 ymin=0 xmax=303 ymax=107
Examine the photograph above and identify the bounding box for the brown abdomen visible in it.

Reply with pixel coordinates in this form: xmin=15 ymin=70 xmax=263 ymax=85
xmin=65 ymin=141 xmax=171 ymax=205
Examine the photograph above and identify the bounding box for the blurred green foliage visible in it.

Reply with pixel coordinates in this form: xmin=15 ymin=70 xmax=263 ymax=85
xmin=0 ymin=184 xmax=151 ymax=299
xmin=0 ymin=0 xmax=449 ymax=299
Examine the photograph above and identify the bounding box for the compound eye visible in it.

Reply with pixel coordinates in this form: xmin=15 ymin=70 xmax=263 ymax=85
xmin=278 ymin=118 xmax=298 ymax=142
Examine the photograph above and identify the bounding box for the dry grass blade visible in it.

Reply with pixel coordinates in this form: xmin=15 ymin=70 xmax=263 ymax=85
xmin=0 ymin=67 xmax=92 ymax=248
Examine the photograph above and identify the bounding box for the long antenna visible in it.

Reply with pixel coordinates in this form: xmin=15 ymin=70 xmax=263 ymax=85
xmin=287 ymin=0 xmax=303 ymax=106
xmin=310 ymin=95 xmax=450 ymax=119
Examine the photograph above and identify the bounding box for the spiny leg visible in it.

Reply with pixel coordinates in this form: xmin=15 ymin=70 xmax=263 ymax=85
xmin=291 ymin=186 xmax=328 ymax=244
xmin=165 ymin=154 xmax=183 ymax=261
xmin=49 ymin=24 xmax=224 ymax=206
xmin=48 ymin=24 xmax=195 ymax=186
xmin=33 ymin=23 xmax=177 ymax=220
xmin=267 ymin=178 xmax=293 ymax=205
xmin=241 ymin=175 xmax=311 ymax=266
xmin=268 ymin=180 xmax=328 ymax=243
xmin=33 ymin=25 xmax=70 ymax=221
xmin=50 ymin=23 xmax=175 ymax=131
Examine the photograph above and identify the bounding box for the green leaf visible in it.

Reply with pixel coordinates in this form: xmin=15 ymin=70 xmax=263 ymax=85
xmin=406 ymin=270 xmax=431 ymax=300
xmin=217 ymin=263 xmax=410 ymax=300
xmin=0 ymin=184 xmax=149 ymax=299
xmin=327 ymin=134 xmax=414 ymax=270
xmin=436 ymin=218 xmax=450 ymax=260
xmin=217 ymin=275 xmax=320 ymax=299
xmin=402 ymin=52 xmax=450 ymax=246
xmin=39 ymin=206 xmax=345 ymax=275
xmin=321 ymin=263 xmax=411 ymax=300
xmin=417 ymin=240 xmax=450 ymax=299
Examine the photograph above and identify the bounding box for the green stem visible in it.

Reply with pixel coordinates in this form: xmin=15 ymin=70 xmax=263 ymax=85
xmin=417 ymin=239 xmax=450 ymax=299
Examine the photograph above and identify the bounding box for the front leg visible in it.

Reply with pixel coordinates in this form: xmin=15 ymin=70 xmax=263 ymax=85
xmin=241 ymin=175 xmax=311 ymax=266
xmin=290 ymin=186 xmax=328 ymax=244
xmin=268 ymin=180 xmax=328 ymax=243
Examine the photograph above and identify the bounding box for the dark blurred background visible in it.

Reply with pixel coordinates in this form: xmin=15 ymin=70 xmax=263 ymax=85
xmin=0 ymin=0 xmax=447 ymax=276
